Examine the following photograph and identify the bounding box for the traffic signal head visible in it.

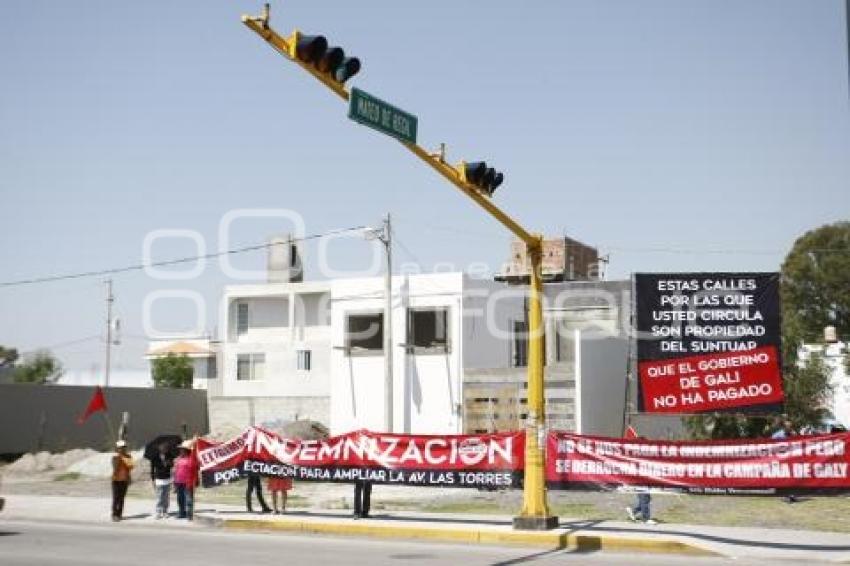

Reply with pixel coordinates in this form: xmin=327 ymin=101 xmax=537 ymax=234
xmin=295 ymin=34 xmax=328 ymax=65
xmin=291 ymin=31 xmax=361 ymax=84
xmin=317 ymin=47 xmax=344 ymax=73
xmin=461 ymin=161 xmax=504 ymax=196
xmin=334 ymin=57 xmax=361 ymax=83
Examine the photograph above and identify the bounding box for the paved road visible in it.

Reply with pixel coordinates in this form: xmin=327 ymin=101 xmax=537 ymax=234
xmin=0 ymin=519 xmax=774 ymax=566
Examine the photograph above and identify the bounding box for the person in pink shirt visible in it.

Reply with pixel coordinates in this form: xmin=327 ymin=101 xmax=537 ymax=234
xmin=173 ymin=440 xmax=198 ymax=520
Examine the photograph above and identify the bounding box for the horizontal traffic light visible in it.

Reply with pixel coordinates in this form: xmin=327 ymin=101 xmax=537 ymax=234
xmin=461 ymin=161 xmax=504 ymax=196
xmin=292 ymin=32 xmax=361 ymax=84
xmin=295 ymin=34 xmax=327 ymax=64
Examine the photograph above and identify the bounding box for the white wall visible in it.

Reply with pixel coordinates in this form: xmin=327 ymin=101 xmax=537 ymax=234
xmin=58 ymin=369 xmax=152 ymax=388
xmin=404 ymin=274 xmax=465 ymax=434
xmin=330 ymin=273 xmax=509 ymax=435
xmin=221 ymin=328 xmax=331 ymax=398
xmin=575 ymin=330 xmax=629 ymax=437
xmin=220 ymin=284 xmax=332 ymax=400
xmin=462 ymin=278 xmax=522 ymax=369
xmin=230 ymin=296 xmax=289 ymax=342
xmin=330 ymin=276 xmax=389 ymax=434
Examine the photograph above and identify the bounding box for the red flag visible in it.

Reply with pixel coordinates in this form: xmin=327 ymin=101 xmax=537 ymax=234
xmin=624 ymin=425 xmax=639 ymax=439
xmin=78 ymin=386 xmax=107 ymax=424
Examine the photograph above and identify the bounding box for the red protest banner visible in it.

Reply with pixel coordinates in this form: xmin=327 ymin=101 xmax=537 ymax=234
xmin=196 ymin=427 xmax=525 ymax=489
xmin=637 ymin=346 xmax=784 ymax=413
xmin=546 ymin=431 xmax=850 ymax=494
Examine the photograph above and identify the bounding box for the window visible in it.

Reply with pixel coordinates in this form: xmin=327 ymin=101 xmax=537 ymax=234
xmin=296 ymin=349 xmax=312 ymax=371
xmin=512 ymin=320 xmax=528 ymax=368
xmin=207 ymin=356 xmax=217 ymax=379
xmin=345 ymin=312 xmax=384 ymax=354
xmin=512 ymin=319 xmax=546 ymax=367
xmin=236 ymin=303 xmax=249 ymax=334
xmin=407 ymin=307 xmax=450 ymax=353
xmin=236 ymin=353 xmax=265 ymax=380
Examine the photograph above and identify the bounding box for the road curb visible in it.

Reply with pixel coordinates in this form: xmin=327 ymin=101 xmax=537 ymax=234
xmin=197 ymin=515 xmax=718 ymax=557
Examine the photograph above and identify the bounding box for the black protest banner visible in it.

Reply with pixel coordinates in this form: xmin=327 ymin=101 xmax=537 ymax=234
xmin=634 ymin=273 xmax=783 ymax=413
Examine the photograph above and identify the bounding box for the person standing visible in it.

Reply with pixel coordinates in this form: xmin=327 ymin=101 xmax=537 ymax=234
xmin=353 ymin=479 xmax=372 ymax=519
xmin=245 ymin=471 xmax=271 ymax=513
xmin=625 ymin=488 xmax=656 ymax=525
xmin=173 ymin=441 xmax=197 ymax=520
xmin=268 ymin=474 xmax=293 ymax=514
xmin=111 ymin=440 xmax=134 ymax=522
xmin=150 ymin=442 xmax=174 ymax=519
xmin=623 ymin=430 xmax=657 ymax=525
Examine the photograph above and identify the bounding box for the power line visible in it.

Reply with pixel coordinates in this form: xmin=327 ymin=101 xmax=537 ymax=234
xmin=405 ymin=224 xmax=850 ymax=256
xmin=390 ymin=226 xmax=424 ymax=266
xmin=601 ymin=246 xmax=850 ymax=256
xmin=0 ymin=226 xmax=367 ymax=288
xmin=600 ymin=245 xmax=779 ymax=256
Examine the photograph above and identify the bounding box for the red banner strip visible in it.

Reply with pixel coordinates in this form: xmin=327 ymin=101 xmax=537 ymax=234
xmin=547 ymin=431 xmax=850 ymax=493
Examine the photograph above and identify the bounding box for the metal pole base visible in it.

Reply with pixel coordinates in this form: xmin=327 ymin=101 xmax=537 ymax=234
xmin=512 ymin=516 xmax=560 ymax=531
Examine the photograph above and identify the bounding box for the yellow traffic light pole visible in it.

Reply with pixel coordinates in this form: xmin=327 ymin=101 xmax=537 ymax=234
xmin=242 ymin=7 xmax=557 ymax=530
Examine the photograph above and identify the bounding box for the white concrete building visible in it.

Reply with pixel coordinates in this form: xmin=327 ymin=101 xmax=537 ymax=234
xmin=206 ymin=280 xmax=333 ymax=435
xmin=329 ymin=273 xmax=522 ymax=435
xmin=206 ymin=273 xmax=631 ymax=438
xmin=800 ymin=337 xmax=849 ymax=428
xmin=211 ymin=273 xmax=523 ymax=436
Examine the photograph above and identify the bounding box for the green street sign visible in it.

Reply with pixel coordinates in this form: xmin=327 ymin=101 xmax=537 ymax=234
xmin=348 ymin=88 xmax=417 ymax=145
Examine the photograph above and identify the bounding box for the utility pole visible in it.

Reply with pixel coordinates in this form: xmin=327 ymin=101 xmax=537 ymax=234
xmin=366 ymin=214 xmax=394 ymax=432
xmin=382 ymin=214 xmax=393 ymax=433
xmin=242 ymin=5 xmax=556 ymax=530
xmin=104 ymin=279 xmax=114 ymax=387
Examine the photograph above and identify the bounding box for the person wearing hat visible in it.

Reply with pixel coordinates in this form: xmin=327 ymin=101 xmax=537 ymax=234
xmin=173 ymin=440 xmax=198 ymax=520
xmin=111 ymin=440 xmax=134 ymax=521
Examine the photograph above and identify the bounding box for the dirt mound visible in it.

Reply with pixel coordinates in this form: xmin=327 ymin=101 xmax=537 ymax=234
xmin=260 ymin=419 xmax=329 ymax=441
xmin=209 ymin=419 xmax=329 ymax=442
xmin=3 ymin=449 xmax=98 ymax=476
xmin=67 ymin=450 xmax=145 ymax=479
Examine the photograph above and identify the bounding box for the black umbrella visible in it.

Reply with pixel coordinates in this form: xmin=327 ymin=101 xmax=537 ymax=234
xmin=144 ymin=434 xmax=183 ymax=460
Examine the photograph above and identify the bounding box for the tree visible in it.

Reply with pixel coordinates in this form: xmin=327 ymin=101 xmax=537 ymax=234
xmin=780 ymin=222 xmax=849 ymax=429
xmin=151 ymin=353 xmax=194 ymax=389
xmin=0 ymin=345 xmax=18 ymax=368
xmin=782 ymin=351 xmax=833 ymax=427
xmin=684 ymin=413 xmax=771 ymax=441
xmin=13 ymin=350 xmax=63 ymax=384
xmin=781 ymin=221 xmax=850 ymax=357
xmin=685 ymin=222 xmax=847 ymax=439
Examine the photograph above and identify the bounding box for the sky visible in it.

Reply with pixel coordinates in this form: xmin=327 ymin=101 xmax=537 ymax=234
xmin=0 ymin=0 xmax=848 ymax=374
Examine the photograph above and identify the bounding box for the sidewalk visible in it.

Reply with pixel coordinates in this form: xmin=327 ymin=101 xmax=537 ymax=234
xmin=5 ymin=494 xmax=850 ymax=562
